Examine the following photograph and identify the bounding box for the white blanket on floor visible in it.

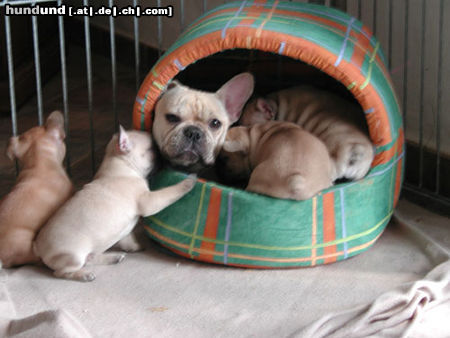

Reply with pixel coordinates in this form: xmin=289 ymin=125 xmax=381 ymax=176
xmin=1 ymin=200 xmax=449 ymax=338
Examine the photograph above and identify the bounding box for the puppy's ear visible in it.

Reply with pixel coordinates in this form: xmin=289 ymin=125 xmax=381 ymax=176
xmin=117 ymin=125 xmax=132 ymax=154
xmin=166 ymin=80 xmax=181 ymax=91
xmin=45 ymin=110 xmax=66 ymax=140
xmin=256 ymin=98 xmax=276 ymax=120
xmin=6 ymin=136 xmax=18 ymax=161
xmin=216 ymin=73 xmax=254 ymax=124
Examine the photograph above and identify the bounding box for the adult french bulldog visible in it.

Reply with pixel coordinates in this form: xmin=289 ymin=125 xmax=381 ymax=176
xmin=218 ymin=121 xmax=335 ymax=200
xmin=152 ymin=72 xmax=254 ymax=172
xmin=34 ymin=127 xmax=196 ymax=282
xmin=240 ymin=86 xmax=374 ymax=181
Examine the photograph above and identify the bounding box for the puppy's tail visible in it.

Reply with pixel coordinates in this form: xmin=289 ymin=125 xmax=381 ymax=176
xmin=287 ymin=174 xmax=314 ymax=201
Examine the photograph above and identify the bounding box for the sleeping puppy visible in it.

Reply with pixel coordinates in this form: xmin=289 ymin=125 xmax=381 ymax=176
xmin=153 ymin=72 xmax=254 ymax=172
xmin=218 ymin=121 xmax=335 ymax=200
xmin=0 ymin=111 xmax=73 ymax=268
xmin=34 ymin=127 xmax=196 ymax=282
xmin=240 ymin=86 xmax=374 ymax=181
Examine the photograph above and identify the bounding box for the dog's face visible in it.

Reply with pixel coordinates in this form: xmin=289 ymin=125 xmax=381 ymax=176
xmin=216 ymin=126 xmax=252 ymax=182
xmin=6 ymin=110 xmax=66 ymax=166
xmin=152 ymin=73 xmax=254 ymax=172
xmin=240 ymin=97 xmax=277 ymax=126
xmin=106 ymin=126 xmax=156 ymax=177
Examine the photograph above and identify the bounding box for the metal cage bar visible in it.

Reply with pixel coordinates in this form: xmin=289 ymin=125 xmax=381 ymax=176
xmin=31 ymin=14 xmax=44 ymax=125
xmin=57 ymin=0 xmax=71 ymax=174
xmin=0 ymin=0 xmax=448 ymax=213
xmin=83 ymin=0 xmax=95 ymax=175
xmin=133 ymin=0 xmax=140 ymax=91
xmin=109 ymin=0 xmax=118 ymax=133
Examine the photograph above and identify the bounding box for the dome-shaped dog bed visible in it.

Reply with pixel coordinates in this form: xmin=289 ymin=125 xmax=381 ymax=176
xmin=133 ymin=1 xmax=404 ymax=268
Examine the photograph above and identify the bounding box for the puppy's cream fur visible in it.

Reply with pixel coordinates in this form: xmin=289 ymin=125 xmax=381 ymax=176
xmin=240 ymin=86 xmax=374 ymax=181
xmin=219 ymin=121 xmax=335 ymax=200
xmin=0 ymin=111 xmax=73 ymax=268
xmin=153 ymin=73 xmax=254 ymax=172
xmin=34 ymin=127 xmax=195 ymax=282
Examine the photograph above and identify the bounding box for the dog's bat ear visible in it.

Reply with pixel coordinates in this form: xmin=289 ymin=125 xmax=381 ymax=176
xmin=6 ymin=136 xmax=18 ymax=161
xmin=216 ymin=72 xmax=255 ymax=124
xmin=156 ymin=80 xmax=181 ymax=103
xmin=45 ymin=110 xmax=66 ymax=140
xmin=117 ymin=125 xmax=132 ymax=154
xmin=256 ymin=98 xmax=276 ymax=120
xmin=166 ymin=80 xmax=181 ymax=91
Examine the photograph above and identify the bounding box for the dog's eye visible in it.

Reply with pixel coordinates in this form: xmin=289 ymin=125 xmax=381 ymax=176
xmin=165 ymin=114 xmax=181 ymax=124
xmin=209 ymin=119 xmax=222 ymax=130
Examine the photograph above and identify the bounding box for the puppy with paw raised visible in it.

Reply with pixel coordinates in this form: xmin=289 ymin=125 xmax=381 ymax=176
xmin=0 ymin=111 xmax=73 ymax=268
xmin=240 ymin=86 xmax=374 ymax=181
xmin=218 ymin=121 xmax=335 ymax=201
xmin=34 ymin=127 xmax=196 ymax=282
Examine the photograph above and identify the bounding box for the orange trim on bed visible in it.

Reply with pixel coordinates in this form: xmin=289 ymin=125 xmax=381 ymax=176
xmin=393 ymin=129 xmax=404 ymax=207
xmin=198 ymin=188 xmax=222 ymax=262
xmin=322 ymin=192 xmax=337 ymax=264
xmin=372 ymin=128 xmax=404 ymax=167
xmin=133 ymin=27 xmax=393 ymax=147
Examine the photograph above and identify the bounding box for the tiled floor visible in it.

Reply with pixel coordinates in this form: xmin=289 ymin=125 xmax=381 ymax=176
xmin=0 ymin=46 xmax=138 ymax=195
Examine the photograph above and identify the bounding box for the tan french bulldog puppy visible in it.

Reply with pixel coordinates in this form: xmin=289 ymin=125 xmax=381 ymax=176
xmin=34 ymin=127 xmax=196 ymax=282
xmin=0 ymin=111 xmax=73 ymax=268
xmin=240 ymin=86 xmax=374 ymax=181
xmin=219 ymin=121 xmax=335 ymax=200
xmin=153 ymin=72 xmax=254 ymax=172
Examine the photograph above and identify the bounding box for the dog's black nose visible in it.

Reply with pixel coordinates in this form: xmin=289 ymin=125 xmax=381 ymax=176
xmin=183 ymin=126 xmax=203 ymax=142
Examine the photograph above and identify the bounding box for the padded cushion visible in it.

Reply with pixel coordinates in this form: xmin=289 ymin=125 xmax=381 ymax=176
xmin=134 ymin=1 xmax=404 ymax=268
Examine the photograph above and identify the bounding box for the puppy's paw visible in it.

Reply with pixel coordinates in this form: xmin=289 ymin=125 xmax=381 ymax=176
xmin=86 ymin=252 xmax=126 ymax=265
xmin=113 ymin=253 xmax=126 ymax=264
xmin=345 ymin=143 xmax=374 ymax=180
xmin=116 ymin=234 xmax=143 ymax=252
xmin=181 ymin=174 xmax=197 ymax=192
xmin=54 ymin=269 xmax=96 ymax=282
xmin=80 ymin=272 xmax=96 ymax=282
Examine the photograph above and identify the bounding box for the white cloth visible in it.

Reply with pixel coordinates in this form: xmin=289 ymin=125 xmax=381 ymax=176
xmin=0 ymin=200 xmax=449 ymax=337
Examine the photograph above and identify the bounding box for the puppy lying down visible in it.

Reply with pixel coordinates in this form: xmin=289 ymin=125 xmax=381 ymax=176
xmin=240 ymin=86 xmax=374 ymax=181
xmin=218 ymin=121 xmax=335 ymax=200
xmin=34 ymin=127 xmax=195 ymax=282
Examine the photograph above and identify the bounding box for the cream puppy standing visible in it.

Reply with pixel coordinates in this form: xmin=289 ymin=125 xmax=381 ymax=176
xmin=0 ymin=111 xmax=73 ymax=268
xmin=218 ymin=121 xmax=335 ymax=200
xmin=240 ymin=86 xmax=374 ymax=181
xmin=34 ymin=127 xmax=195 ymax=282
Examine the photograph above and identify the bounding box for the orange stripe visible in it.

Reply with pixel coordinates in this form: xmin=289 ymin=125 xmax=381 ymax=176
xmin=351 ymin=25 xmax=372 ymax=69
xmin=240 ymin=0 xmax=265 ymax=25
xmin=311 ymin=197 xmax=317 ymax=266
xmin=144 ymin=226 xmax=382 ymax=264
xmin=240 ymin=18 xmax=255 ymax=26
xmin=372 ymin=128 xmax=404 ymax=166
xmin=198 ymin=187 xmax=222 ymax=262
xmin=393 ymin=129 xmax=404 ymax=207
xmin=133 ymin=28 xmax=393 ymax=146
xmin=256 ymin=0 xmax=279 ymax=37
xmin=322 ymin=192 xmax=337 ymax=264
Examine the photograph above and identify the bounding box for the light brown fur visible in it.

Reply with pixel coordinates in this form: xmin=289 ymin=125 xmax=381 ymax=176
xmin=0 ymin=111 xmax=73 ymax=268
xmin=153 ymin=73 xmax=254 ymax=172
xmin=219 ymin=121 xmax=335 ymax=200
xmin=240 ymin=86 xmax=374 ymax=181
xmin=34 ymin=127 xmax=195 ymax=282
